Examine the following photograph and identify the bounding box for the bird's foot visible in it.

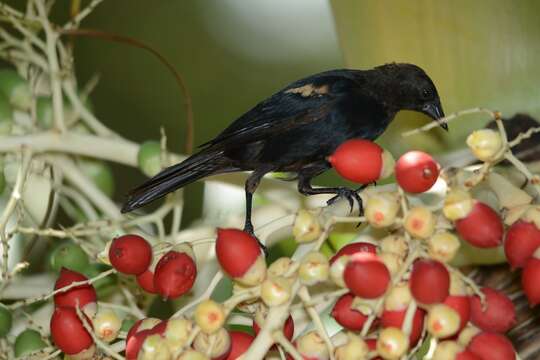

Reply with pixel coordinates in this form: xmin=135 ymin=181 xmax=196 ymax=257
xmin=243 ymin=223 xmax=268 ymax=257
xmin=326 ymin=187 xmax=364 ymax=215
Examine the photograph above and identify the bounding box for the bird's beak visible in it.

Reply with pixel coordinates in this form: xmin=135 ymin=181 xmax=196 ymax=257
xmin=422 ymin=101 xmax=447 ymax=131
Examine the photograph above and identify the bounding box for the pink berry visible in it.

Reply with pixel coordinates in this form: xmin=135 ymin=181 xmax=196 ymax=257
xmin=153 ymin=250 xmax=197 ymax=300
xmin=109 ymin=234 xmax=152 ymax=275
xmin=50 ymin=307 xmax=93 ymax=355
xmin=344 ymin=252 xmax=390 ymax=299
xmin=504 ymin=220 xmax=540 ymax=269
xmin=467 ymin=332 xmax=515 ymax=360
xmin=409 ymin=259 xmax=450 ymax=304
xmin=395 ymin=150 xmax=439 ymax=193
xmin=331 ymin=293 xmax=368 ymax=331
xmin=469 ymin=287 xmax=516 ymax=333
xmin=328 ymin=139 xmax=390 ymax=184
xmin=455 ymin=202 xmax=503 ymax=248
xmin=522 ymin=257 xmax=540 ymax=306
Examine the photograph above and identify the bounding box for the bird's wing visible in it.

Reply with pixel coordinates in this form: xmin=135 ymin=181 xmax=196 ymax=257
xmin=198 ymin=73 xmax=359 ymax=150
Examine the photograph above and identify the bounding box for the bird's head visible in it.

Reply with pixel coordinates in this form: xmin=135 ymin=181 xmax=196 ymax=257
xmin=372 ymin=63 xmax=447 ymax=130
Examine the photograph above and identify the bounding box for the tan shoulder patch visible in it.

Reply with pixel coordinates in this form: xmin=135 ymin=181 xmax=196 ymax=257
xmin=285 ymin=84 xmax=329 ymax=97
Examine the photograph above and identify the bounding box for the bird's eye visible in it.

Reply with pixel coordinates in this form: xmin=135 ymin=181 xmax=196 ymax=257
xmin=421 ymin=88 xmax=432 ymax=100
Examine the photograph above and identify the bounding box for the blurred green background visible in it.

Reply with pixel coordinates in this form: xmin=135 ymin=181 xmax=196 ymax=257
xmin=7 ymin=0 xmax=540 ymax=220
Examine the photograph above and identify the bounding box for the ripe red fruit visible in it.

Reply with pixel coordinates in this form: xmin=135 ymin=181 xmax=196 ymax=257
xmin=380 ymin=308 xmax=425 ymax=346
xmin=521 ymin=257 xmax=540 ymax=306
xmin=456 ymin=350 xmax=482 ymax=360
xmin=226 ymin=331 xmax=255 ymax=360
xmin=409 ymin=259 xmax=450 ymax=304
xmin=344 ymin=253 xmax=390 ymax=299
xmin=470 ymin=287 xmax=516 ymax=333
xmin=455 ymin=202 xmax=503 ymax=248
xmin=136 ymin=269 xmax=157 ymax=294
xmin=504 ymin=220 xmax=540 ymax=269
xmin=329 ymin=242 xmax=377 ymax=265
xmin=125 ymin=329 xmax=151 ymax=360
xmin=216 ymin=229 xmax=261 ymax=278
xmin=328 ymin=139 xmax=386 ymax=184
xmin=53 ymin=268 xmax=96 ymax=310
xmin=467 ymin=332 xmax=515 ymax=360
xmin=395 ymin=150 xmax=439 ymax=193
xmin=331 ymin=293 xmax=368 ymax=331
xmin=50 ymin=307 xmax=93 ymax=355
xmin=153 ymin=251 xmax=197 ymax=299
xmin=444 ymin=295 xmax=471 ymax=333
xmin=109 ymin=234 xmax=152 ymax=275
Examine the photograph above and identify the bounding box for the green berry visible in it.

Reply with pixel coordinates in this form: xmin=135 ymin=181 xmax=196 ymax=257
xmin=0 ymin=304 xmax=12 ymax=337
xmin=0 ymin=69 xmax=32 ymax=110
xmin=77 ymin=158 xmax=115 ymax=197
xmin=49 ymin=242 xmax=89 ymax=273
xmin=0 ymin=92 xmax=13 ymax=135
xmin=138 ymin=140 xmax=162 ymax=177
xmin=14 ymin=329 xmax=46 ymax=357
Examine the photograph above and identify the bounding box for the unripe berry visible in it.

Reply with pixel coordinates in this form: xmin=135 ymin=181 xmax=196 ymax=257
xmin=381 ymin=308 xmax=425 ymax=346
xmin=365 ymin=192 xmax=400 ymax=228
xmin=380 ymin=235 xmax=408 ymax=257
xmin=458 ymin=326 xmax=481 ymax=347
xmin=193 ymin=328 xmax=231 ymax=360
xmin=384 ymin=283 xmax=412 ymax=311
xmin=298 ymin=251 xmax=329 ymax=286
xmin=293 ymin=209 xmax=322 ymax=243
xmin=428 ymin=232 xmax=461 ymax=263
xmin=443 ymin=188 xmax=474 ymax=221
xmin=261 ymin=276 xmax=292 ymax=307
xmin=433 ymin=341 xmax=463 ymax=360
xmin=404 ymin=206 xmax=436 ymax=239
xmin=268 ymin=257 xmax=296 ymax=278
xmin=427 ymin=304 xmax=461 ymax=338
xmin=296 ymin=331 xmax=329 ymax=360
xmin=195 ymin=300 xmax=225 ymax=334
xmin=163 ymin=317 xmax=193 ymax=354
xmin=379 ymin=252 xmax=403 ymax=276
xmin=444 ymin=295 xmax=471 ymax=333
xmin=176 ymin=350 xmax=209 ymax=360
xmin=334 ymin=333 xmax=369 ymax=360
xmin=466 ymin=129 xmax=504 ymax=162
xmin=377 ymin=327 xmax=409 ymax=359
xmin=93 ymin=309 xmax=121 ymax=343
xmin=138 ymin=334 xmax=171 ymax=360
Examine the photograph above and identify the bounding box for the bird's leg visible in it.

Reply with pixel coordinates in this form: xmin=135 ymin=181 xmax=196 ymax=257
xmin=298 ymin=175 xmax=363 ymax=215
xmin=244 ymin=169 xmax=271 ymax=256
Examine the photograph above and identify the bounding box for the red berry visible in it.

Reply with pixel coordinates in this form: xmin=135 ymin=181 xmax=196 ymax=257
xmin=469 ymin=287 xmax=516 ymax=333
xmin=344 ymin=252 xmax=390 ymax=298
xmin=153 ymin=251 xmax=197 ymax=299
xmin=522 ymin=257 xmax=540 ymax=306
xmin=456 ymin=350 xmax=482 ymax=360
xmin=455 ymin=202 xmax=503 ymax=248
xmin=50 ymin=307 xmax=93 ymax=355
xmin=226 ymin=331 xmax=254 ymax=360
xmin=328 ymin=139 xmax=386 ymax=184
xmin=109 ymin=234 xmax=152 ymax=275
xmin=125 ymin=320 xmax=166 ymax=360
xmin=380 ymin=308 xmax=425 ymax=346
xmin=125 ymin=329 xmax=151 ymax=360
xmin=409 ymin=259 xmax=450 ymax=304
xmin=504 ymin=220 xmax=540 ymax=269
xmin=136 ymin=269 xmax=157 ymax=294
xmin=216 ymin=229 xmax=261 ymax=278
xmin=444 ymin=295 xmax=471 ymax=333
xmin=331 ymin=293 xmax=368 ymax=331
xmin=467 ymin=332 xmax=515 ymax=360
xmin=126 ymin=318 xmax=161 ymax=349
xmin=395 ymin=150 xmax=439 ymax=193
xmin=329 ymin=242 xmax=377 ymax=265
xmin=53 ymin=268 xmax=96 ymax=310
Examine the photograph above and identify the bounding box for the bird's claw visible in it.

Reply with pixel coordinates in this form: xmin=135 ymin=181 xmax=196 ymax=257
xmin=243 ymin=223 xmax=268 ymax=257
xmin=326 ymin=187 xmax=364 ymax=215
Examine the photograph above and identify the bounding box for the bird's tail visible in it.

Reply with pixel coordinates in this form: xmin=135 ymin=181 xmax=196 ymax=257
xmin=121 ymin=150 xmax=232 ymax=213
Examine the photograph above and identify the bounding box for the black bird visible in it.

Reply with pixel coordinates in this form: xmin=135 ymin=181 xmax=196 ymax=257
xmin=122 ymin=63 xmax=446 ymax=244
